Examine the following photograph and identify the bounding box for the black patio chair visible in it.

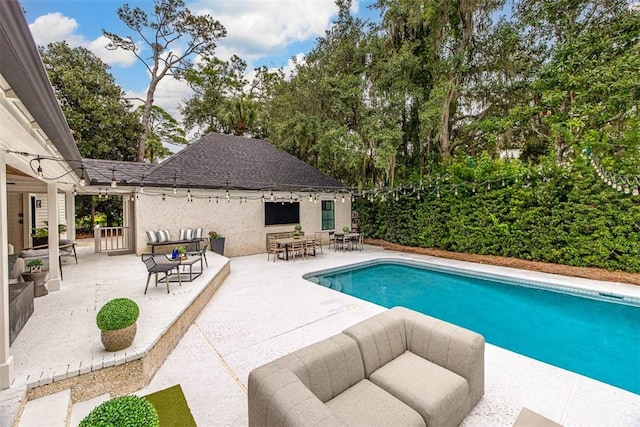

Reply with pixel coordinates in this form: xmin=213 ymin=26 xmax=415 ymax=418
xmin=142 ymin=253 xmax=181 ymax=294
xmin=185 ymin=239 xmax=208 ymax=267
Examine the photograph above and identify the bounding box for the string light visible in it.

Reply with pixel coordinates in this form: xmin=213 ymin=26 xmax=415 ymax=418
xmin=110 ymin=168 xmax=117 ymax=188
xmin=79 ymin=166 xmax=86 ymax=186
xmin=36 ymin=157 xmax=43 ymax=177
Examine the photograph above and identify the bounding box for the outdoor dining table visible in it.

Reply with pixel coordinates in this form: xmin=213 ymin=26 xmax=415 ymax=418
xmin=273 ymin=236 xmax=315 ymax=260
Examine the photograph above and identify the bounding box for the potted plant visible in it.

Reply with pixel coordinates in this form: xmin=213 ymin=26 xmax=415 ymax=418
xmin=31 ymin=221 xmax=67 ymax=247
xmin=21 ymin=259 xmax=48 ymax=297
xmin=26 ymin=258 xmax=43 ymax=273
xmin=342 ymin=226 xmax=350 ymax=233
xmin=96 ymin=298 xmax=139 ymax=351
xmin=208 ymin=230 xmax=225 ymax=256
xmin=79 ymin=395 xmax=159 ymax=427
xmin=293 ymin=224 xmax=302 ymax=238
xmin=176 ymin=245 xmax=187 ymax=259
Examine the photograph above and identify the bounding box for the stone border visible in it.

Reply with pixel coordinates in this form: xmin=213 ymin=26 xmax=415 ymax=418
xmin=13 ymin=261 xmax=230 ymax=424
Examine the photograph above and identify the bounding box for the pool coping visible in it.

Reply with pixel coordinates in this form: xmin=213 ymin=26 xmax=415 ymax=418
xmin=303 ymin=256 xmax=640 ymax=306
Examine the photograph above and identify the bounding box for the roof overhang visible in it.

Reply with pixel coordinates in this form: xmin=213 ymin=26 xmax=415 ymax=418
xmin=0 ymin=0 xmax=82 ymax=184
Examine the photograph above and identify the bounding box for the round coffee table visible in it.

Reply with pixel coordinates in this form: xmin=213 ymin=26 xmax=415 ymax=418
xmin=20 ymin=271 xmax=48 ymax=297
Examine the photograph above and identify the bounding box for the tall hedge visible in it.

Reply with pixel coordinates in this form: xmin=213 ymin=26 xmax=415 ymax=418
xmin=355 ymin=159 xmax=640 ymax=272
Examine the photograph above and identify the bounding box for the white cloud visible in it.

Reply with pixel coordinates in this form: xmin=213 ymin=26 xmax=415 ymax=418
xmin=125 ymin=76 xmax=194 ymax=123
xmin=281 ymin=53 xmax=305 ymax=79
xmin=188 ymin=0 xmax=344 ymax=66
xmin=29 ymin=12 xmax=84 ymax=46
xmin=28 ymin=12 xmax=137 ymax=67
xmin=86 ymin=36 xmax=138 ymax=67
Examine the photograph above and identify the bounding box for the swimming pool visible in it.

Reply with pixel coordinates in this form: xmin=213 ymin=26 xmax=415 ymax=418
xmin=305 ymin=259 xmax=640 ymax=394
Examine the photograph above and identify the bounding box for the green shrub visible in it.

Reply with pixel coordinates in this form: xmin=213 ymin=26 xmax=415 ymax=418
xmin=354 ymin=158 xmax=640 ymax=273
xmin=96 ymin=298 xmax=139 ymax=331
xmin=79 ymin=395 xmax=158 ymax=427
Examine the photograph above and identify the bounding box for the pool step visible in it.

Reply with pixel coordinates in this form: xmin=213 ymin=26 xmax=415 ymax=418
xmin=18 ymin=389 xmax=70 ymax=427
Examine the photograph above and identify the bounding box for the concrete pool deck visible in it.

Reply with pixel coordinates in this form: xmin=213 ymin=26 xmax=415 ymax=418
xmin=139 ymin=246 xmax=640 ymax=426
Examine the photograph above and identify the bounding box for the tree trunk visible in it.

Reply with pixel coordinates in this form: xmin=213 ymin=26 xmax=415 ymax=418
xmin=439 ymin=77 xmax=459 ymax=158
xmin=137 ymin=79 xmax=160 ymax=162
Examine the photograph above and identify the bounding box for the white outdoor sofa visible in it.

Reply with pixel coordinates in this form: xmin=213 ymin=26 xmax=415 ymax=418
xmin=248 ymin=307 xmax=485 ymax=427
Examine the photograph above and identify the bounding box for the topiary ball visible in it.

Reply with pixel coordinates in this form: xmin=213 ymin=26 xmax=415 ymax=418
xmin=79 ymin=395 xmax=158 ymax=427
xmin=96 ymin=298 xmax=140 ymax=331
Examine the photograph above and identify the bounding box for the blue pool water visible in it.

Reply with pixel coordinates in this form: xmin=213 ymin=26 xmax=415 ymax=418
xmin=306 ymin=260 xmax=640 ymax=394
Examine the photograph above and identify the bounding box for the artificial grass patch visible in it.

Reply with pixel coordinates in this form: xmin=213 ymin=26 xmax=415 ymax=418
xmin=144 ymin=384 xmax=197 ymax=427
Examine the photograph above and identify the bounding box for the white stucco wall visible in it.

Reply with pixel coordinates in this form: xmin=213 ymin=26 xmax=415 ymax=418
xmin=134 ymin=190 xmax=352 ymax=256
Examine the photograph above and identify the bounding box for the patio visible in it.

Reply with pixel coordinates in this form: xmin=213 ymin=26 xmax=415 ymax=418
xmin=2 ymin=241 xmax=640 ymax=426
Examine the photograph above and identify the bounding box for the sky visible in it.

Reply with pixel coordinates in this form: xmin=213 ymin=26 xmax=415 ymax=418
xmin=21 ymin=0 xmax=380 ymax=122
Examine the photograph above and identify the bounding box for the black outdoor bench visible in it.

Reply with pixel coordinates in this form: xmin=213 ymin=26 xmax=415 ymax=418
xmin=148 ymin=238 xmax=206 ymax=253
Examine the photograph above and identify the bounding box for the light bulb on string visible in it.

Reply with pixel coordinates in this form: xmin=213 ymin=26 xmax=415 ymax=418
xmin=624 ymin=179 xmax=630 ymax=194
xmin=110 ymin=168 xmax=117 ymax=188
xmin=309 ymin=193 xmax=313 ymax=202
xmin=162 ymin=193 xmax=166 ymax=201
xmin=270 ymin=191 xmax=274 ymax=201
xmin=140 ymin=183 xmax=144 ymax=194
xmin=79 ymin=166 xmax=86 ymax=186
xmin=342 ymin=194 xmax=345 ymax=203
xmin=36 ymin=157 xmax=43 ymax=177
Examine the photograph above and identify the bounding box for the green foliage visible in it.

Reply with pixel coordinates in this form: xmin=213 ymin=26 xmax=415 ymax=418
xmin=104 ymin=0 xmax=226 ymax=160
xmin=136 ymin=105 xmax=187 ymax=163
xmin=79 ymin=395 xmax=158 ymax=427
xmin=96 ymin=298 xmax=140 ymax=331
xmin=356 ymin=157 xmax=640 ymax=272
xmin=31 ymin=221 xmax=68 ymax=238
xmin=26 ymin=259 xmax=44 ymax=268
xmin=39 ymin=41 xmax=141 ymax=161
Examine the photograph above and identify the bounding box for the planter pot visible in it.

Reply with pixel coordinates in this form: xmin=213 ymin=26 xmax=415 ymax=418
xmin=210 ymin=237 xmax=225 ymax=255
xmin=32 ymin=237 xmax=48 ymax=247
xmin=21 ymin=271 xmax=48 ymax=297
xmin=101 ymin=323 xmax=137 ymax=351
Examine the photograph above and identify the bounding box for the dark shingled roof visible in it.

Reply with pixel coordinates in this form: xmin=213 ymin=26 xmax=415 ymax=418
xmin=82 ymin=158 xmax=154 ymax=186
xmin=83 ymin=133 xmax=345 ymax=191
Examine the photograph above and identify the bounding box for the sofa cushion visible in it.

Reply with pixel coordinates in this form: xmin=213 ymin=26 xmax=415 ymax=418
xmin=9 ymin=254 xmax=25 ymax=283
xmin=157 ymin=229 xmax=171 ymax=243
xmin=326 ymin=379 xmax=425 ymax=427
xmin=179 ymin=228 xmax=192 ymax=240
xmin=146 ymin=230 xmax=158 ymax=244
xmin=369 ymin=351 xmax=470 ymax=427
xmin=248 ymin=365 xmax=345 ymax=427
xmin=343 ymin=310 xmax=407 ymax=377
xmin=274 ymin=334 xmax=365 ymax=403
xmin=192 ymin=228 xmax=203 ymax=239
xmin=401 ymin=307 xmax=485 ymax=407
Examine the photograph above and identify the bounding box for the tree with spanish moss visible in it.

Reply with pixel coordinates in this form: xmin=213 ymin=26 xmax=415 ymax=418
xmin=103 ymin=0 xmax=226 ymax=161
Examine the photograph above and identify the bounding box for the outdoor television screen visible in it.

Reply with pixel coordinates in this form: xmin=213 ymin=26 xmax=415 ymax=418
xmin=265 ymin=202 xmax=300 ymax=225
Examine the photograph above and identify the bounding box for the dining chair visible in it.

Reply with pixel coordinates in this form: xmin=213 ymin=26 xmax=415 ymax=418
xmin=313 ymin=232 xmax=324 ymax=254
xmin=290 ymin=238 xmax=306 ymax=261
xmin=267 ymin=237 xmax=286 ymax=262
